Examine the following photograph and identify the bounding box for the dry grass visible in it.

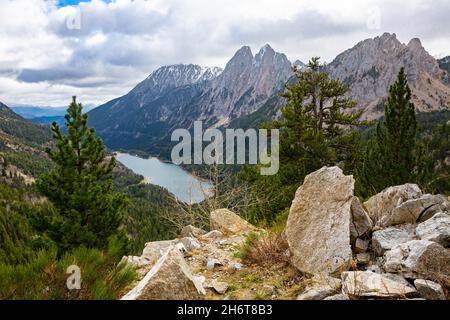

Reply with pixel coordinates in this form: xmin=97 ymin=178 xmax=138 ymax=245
xmin=240 ymin=232 xmax=290 ymax=267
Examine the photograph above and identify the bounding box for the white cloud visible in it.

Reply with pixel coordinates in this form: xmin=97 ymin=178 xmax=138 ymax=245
xmin=0 ymin=0 xmax=449 ymax=107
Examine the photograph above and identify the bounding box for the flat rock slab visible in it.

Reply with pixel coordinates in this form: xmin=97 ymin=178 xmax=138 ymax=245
xmin=286 ymin=166 xmax=353 ymax=276
xmin=341 ymin=271 xmax=417 ymax=299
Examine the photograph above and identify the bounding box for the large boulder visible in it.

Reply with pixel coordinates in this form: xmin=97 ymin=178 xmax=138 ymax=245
xmin=364 ymin=184 xmax=422 ymax=227
xmin=416 ymin=212 xmax=450 ymax=247
xmin=286 ymin=166 xmax=353 ymax=275
xmin=210 ymin=209 xmax=257 ymax=235
xmin=350 ymin=197 xmax=373 ymax=242
xmin=371 ymin=226 xmax=415 ymax=256
xmin=121 ymin=246 xmax=205 ymax=300
xmin=384 ymin=240 xmax=450 ymax=280
xmin=341 ymin=271 xmax=417 ymax=299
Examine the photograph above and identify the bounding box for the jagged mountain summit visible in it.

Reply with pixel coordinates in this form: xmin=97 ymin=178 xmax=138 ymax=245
xmin=326 ymin=33 xmax=450 ymax=119
xmin=88 ymin=34 xmax=450 ymax=157
xmin=88 ymin=44 xmax=295 ymax=156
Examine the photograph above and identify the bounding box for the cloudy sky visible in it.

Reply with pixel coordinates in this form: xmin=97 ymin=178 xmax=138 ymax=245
xmin=0 ymin=0 xmax=449 ymax=107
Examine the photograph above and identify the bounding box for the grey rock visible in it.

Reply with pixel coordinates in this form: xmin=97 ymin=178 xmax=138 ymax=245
xmin=384 ymin=240 xmax=450 ymax=279
xmin=180 ymin=237 xmax=202 ymax=251
xmin=354 ymin=238 xmax=369 ymax=253
xmin=324 ymin=293 xmax=350 ymax=300
xmin=121 ymin=246 xmax=205 ymax=300
xmin=391 ymin=194 xmax=450 ymax=225
xmin=355 ymin=253 xmax=371 ymax=265
xmin=180 ymin=225 xmax=207 ymax=238
xmin=341 ymin=271 xmax=417 ymax=298
xmin=350 ymin=197 xmax=373 ymax=242
xmin=296 ymin=275 xmax=342 ymax=300
xmin=364 ymin=184 xmax=422 ymax=228
xmin=416 ymin=212 xmax=450 ymax=247
xmin=210 ymin=209 xmax=257 ymax=235
xmin=414 ymin=279 xmax=446 ymax=300
xmin=372 ymin=226 xmax=414 ymax=256
xmin=203 ymin=230 xmax=223 ymax=240
xmin=286 ymin=166 xmax=354 ymax=276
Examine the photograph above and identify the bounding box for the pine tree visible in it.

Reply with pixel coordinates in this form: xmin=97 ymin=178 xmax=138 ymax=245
xmin=35 ymin=97 xmax=128 ymax=253
xmin=244 ymin=58 xmax=365 ymax=223
xmin=357 ymin=68 xmax=426 ymax=197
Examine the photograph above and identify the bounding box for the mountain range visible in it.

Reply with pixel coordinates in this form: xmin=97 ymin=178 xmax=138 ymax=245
xmin=62 ymin=34 xmax=450 ymax=157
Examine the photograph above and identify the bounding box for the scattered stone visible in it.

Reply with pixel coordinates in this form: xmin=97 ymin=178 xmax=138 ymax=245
xmin=350 ymin=197 xmax=373 ymax=242
xmin=210 ymin=209 xmax=257 ymax=235
xmin=296 ymin=274 xmax=342 ymax=300
xmin=372 ymin=226 xmax=414 ymax=256
xmin=416 ymin=212 xmax=450 ymax=247
xmin=286 ymin=166 xmax=354 ymax=275
xmin=206 ymin=259 xmax=221 ymax=270
xmin=354 ymin=238 xmax=369 ymax=253
xmin=341 ymin=271 xmax=417 ymax=299
xmin=228 ymin=262 xmax=243 ymax=273
xmin=180 ymin=237 xmax=202 ymax=251
xmin=206 ymin=280 xmax=229 ymax=294
xmin=121 ymin=246 xmax=205 ymax=300
xmin=364 ymin=184 xmax=422 ymax=227
xmin=384 ymin=240 xmax=450 ymax=279
xmin=414 ymin=279 xmax=446 ymax=300
xmin=180 ymin=225 xmax=207 ymax=238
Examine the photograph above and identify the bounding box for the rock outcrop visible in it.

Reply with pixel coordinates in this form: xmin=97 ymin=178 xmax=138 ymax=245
xmin=286 ymin=166 xmax=354 ymax=275
xmin=120 ymin=167 xmax=449 ymax=300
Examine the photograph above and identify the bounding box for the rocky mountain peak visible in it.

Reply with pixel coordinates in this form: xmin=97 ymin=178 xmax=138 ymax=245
xmin=408 ymin=37 xmax=423 ymax=49
xmin=131 ymin=63 xmax=222 ymax=103
xmin=327 ymin=33 xmax=450 ymax=119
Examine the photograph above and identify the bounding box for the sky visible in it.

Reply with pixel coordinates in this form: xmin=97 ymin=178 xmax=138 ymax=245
xmin=0 ymin=0 xmax=449 ymax=107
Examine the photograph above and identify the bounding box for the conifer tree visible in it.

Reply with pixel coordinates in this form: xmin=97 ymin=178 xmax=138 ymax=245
xmin=244 ymin=58 xmax=364 ymax=223
xmin=357 ymin=68 xmax=426 ymax=197
xmin=35 ymin=97 xmax=128 ymax=252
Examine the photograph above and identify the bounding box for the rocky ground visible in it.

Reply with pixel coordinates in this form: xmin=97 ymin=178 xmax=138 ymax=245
xmin=120 ymin=166 xmax=450 ymax=300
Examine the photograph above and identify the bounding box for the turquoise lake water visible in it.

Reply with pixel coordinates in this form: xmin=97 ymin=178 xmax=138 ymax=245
xmin=116 ymin=153 xmax=212 ymax=204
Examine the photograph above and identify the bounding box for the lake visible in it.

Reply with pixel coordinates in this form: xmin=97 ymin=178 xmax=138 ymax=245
xmin=115 ymin=153 xmax=213 ymax=204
